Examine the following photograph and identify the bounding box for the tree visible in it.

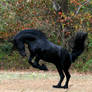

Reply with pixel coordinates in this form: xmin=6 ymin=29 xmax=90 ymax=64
xmin=52 ymin=0 xmax=69 ymax=14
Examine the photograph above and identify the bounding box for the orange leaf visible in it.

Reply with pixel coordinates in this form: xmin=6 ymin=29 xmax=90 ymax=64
xmin=58 ymin=12 xmax=62 ymax=15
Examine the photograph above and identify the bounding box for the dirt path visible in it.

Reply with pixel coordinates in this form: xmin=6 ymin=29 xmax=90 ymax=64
xmin=0 ymin=71 xmax=92 ymax=92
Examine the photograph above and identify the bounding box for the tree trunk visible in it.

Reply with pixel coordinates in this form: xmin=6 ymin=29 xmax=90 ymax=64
xmin=61 ymin=0 xmax=69 ymax=14
xmin=52 ymin=0 xmax=69 ymax=14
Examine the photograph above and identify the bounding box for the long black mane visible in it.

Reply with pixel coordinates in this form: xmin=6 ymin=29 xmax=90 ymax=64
xmin=14 ymin=29 xmax=47 ymax=40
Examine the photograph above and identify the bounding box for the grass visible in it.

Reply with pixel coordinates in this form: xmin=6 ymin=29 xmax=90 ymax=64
xmin=0 ymin=71 xmax=58 ymax=80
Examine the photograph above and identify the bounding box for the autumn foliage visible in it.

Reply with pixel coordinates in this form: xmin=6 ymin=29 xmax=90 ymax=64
xmin=0 ymin=0 xmax=92 ymax=71
xmin=0 ymin=0 xmax=92 ymax=40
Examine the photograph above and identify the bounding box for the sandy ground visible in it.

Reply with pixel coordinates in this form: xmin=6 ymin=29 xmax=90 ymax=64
xmin=0 ymin=71 xmax=92 ymax=92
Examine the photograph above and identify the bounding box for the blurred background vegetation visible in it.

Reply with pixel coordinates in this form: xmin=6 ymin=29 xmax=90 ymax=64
xmin=0 ymin=0 xmax=92 ymax=72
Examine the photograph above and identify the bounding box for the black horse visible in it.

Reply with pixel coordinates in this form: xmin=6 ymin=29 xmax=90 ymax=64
xmin=12 ymin=29 xmax=87 ymax=89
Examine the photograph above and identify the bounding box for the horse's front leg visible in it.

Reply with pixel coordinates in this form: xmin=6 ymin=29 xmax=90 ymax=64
xmin=28 ymin=54 xmax=34 ymax=65
xmin=33 ymin=57 xmax=48 ymax=71
xmin=28 ymin=55 xmax=40 ymax=69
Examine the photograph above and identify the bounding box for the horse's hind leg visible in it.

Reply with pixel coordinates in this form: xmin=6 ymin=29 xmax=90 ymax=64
xmin=53 ymin=64 xmax=65 ymax=88
xmin=63 ymin=68 xmax=71 ymax=88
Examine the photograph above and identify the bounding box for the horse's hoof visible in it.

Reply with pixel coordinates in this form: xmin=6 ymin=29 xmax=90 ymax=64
xmin=53 ymin=85 xmax=62 ymax=88
xmin=53 ymin=85 xmax=68 ymax=89
xmin=41 ymin=64 xmax=48 ymax=71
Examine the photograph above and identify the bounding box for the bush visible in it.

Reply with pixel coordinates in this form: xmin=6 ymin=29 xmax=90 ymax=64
xmin=0 ymin=41 xmax=13 ymax=55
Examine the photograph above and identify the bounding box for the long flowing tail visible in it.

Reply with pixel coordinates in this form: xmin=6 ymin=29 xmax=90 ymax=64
xmin=71 ymin=32 xmax=88 ymax=63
